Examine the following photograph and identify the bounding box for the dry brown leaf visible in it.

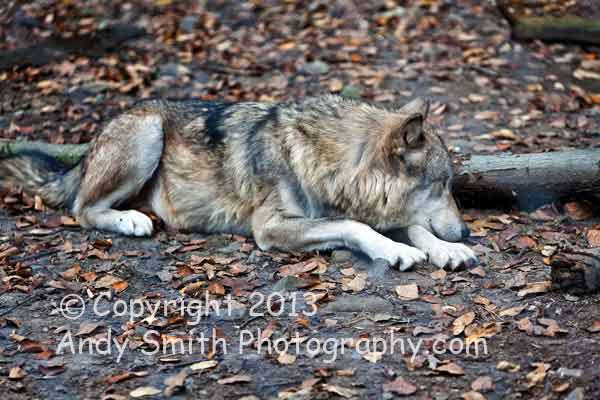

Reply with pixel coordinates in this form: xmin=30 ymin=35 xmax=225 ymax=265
xmin=526 ymin=363 xmax=550 ymax=388
xmin=130 ymin=386 xmax=162 ymax=398
xmin=587 ymin=321 xmax=600 ymax=333
xmin=469 ymin=266 xmax=486 ymax=278
xmin=517 ymin=281 xmax=551 ymax=297
xmin=277 ymin=352 xmax=297 ymax=365
xmin=190 ymin=360 xmax=218 ymax=371
xmin=383 ymin=376 xmax=417 ymax=395
xmin=59 ymin=264 xmax=81 ymax=280
xmin=75 ymin=322 xmax=102 ymax=336
xmin=395 ymin=283 xmax=419 ymax=301
xmin=452 ymin=312 xmax=476 ymax=336
xmin=430 ymin=269 xmax=447 ymax=280
xmin=343 ymin=274 xmax=367 ymax=292
xmin=496 ymin=360 xmax=520 ymax=372
xmin=322 ymin=384 xmax=357 ymax=398
xmin=217 ymin=374 xmax=252 ymax=385
xmin=499 ymin=305 xmax=526 ymax=317
xmin=490 ymin=128 xmax=518 ymax=140
xmin=471 ymin=375 xmax=494 ymax=392
xmin=164 ymin=369 xmax=189 ymax=396
xmin=9 ymin=366 xmax=26 ymax=380
xmin=587 ymin=230 xmax=600 ymax=247
xmin=465 ymin=322 xmax=502 ymax=344
xmin=435 ymin=362 xmax=464 ymax=375
xmin=362 ymin=351 xmax=383 ymax=363
xmin=462 ymin=392 xmax=486 ymax=400
xmin=516 ymin=317 xmax=534 ymax=335
xmin=564 ymin=201 xmax=593 ymax=220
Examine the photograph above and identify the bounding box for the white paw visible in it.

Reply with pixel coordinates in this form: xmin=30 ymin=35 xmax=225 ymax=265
xmin=115 ymin=210 xmax=153 ymax=237
xmin=427 ymin=242 xmax=476 ymax=270
xmin=376 ymin=241 xmax=427 ymax=271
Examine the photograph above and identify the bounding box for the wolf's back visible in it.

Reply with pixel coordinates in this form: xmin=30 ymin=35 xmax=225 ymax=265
xmin=0 ymin=151 xmax=83 ymax=208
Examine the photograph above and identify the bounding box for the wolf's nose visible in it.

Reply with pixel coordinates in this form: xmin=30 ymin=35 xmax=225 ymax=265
xmin=460 ymin=224 xmax=470 ymax=239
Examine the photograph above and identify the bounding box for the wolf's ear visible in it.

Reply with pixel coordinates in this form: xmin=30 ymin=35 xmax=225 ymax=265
xmin=398 ymin=97 xmax=430 ymax=117
xmin=402 ymin=114 xmax=424 ymax=148
xmin=387 ymin=114 xmax=424 ymax=152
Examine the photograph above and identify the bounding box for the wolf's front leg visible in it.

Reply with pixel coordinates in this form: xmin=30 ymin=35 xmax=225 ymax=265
xmin=251 ymin=207 xmax=426 ymax=271
xmin=406 ymin=225 xmax=477 ymax=270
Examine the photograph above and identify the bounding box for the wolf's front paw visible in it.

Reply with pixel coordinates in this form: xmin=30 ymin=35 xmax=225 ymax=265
xmin=427 ymin=242 xmax=476 ymax=270
xmin=116 ymin=210 xmax=154 ymax=237
xmin=376 ymin=242 xmax=427 ymax=271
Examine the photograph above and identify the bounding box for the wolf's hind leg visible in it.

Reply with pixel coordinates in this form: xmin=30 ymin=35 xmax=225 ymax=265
xmin=251 ymin=205 xmax=426 ymax=271
xmin=72 ymin=113 xmax=164 ymax=236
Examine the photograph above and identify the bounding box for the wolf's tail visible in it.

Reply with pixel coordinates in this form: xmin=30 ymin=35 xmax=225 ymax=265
xmin=0 ymin=151 xmax=84 ymax=208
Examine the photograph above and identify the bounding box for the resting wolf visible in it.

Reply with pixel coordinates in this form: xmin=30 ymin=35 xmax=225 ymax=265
xmin=0 ymin=96 xmax=476 ymax=270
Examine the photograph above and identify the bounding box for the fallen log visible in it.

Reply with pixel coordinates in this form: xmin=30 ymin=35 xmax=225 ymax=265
xmin=497 ymin=1 xmax=600 ymax=46
xmin=1 ymin=140 xmax=600 ymax=211
xmin=0 ymin=139 xmax=87 ymax=166
xmin=453 ymin=149 xmax=600 ymax=210
xmin=550 ymin=249 xmax=600 ymax=294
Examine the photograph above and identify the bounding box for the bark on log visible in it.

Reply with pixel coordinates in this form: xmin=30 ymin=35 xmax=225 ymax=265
xmin=551 ymin=249 xmax=600 ymax=293
xmin=0 ymin=140 xmax=88 ymax=166
xmin=498 ymin=1 xmax=600 ymax=46
xmin=453 ymin=150 xmax=600 ymax=210
xmin=2 ymin=140 xmax=600 ymax=211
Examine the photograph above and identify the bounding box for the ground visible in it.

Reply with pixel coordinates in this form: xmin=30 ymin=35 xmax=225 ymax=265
xmin=1 ymin=1 xmax=600 ymax=399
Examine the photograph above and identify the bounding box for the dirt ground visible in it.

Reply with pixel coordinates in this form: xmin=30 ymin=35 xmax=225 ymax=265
xmin=1 ymin=1 xmax=600 ymax=399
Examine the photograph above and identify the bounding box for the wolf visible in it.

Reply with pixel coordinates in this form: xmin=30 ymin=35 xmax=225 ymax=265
xmin=0 ymin=95 xmax=476 ymax=270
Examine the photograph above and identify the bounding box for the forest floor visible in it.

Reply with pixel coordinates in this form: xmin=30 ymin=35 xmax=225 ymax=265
xmin=1 ymin=1 xmax=600 ymax=399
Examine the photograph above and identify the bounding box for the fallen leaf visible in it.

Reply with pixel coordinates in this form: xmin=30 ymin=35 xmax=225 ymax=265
xmin=322 ymin=384 xmax=357 ymax=398
xmin=395 ymin=283 xmax=419 ymax=301
xmin=59 ymin=264 xmax=81 ymax=280
xmin=435 ymin=362 xmax=464 ymax=375
xmin=218 ymin=374 xmax=252 ymax=385
xmin=517 ymin=317 xmax=534 ymax=335
xmin=518 ymin=281 xmax=551 ymax=297
xmin=383 ymin=376 xmax=417 ymax=395
xmin=471 ymin=375 xmax=494 ymax=392
xmin=587 ymin=321 xmax=600 ymax=333
xmin=587 ymin=230 xmax=600 ymax=247
xmin=469 ymin=266 xmax=486 ymax=278
xmin=277 ymin=352 xmax=296 ymax=365
xmin=452 ymin=312 xmax=476 ymax=336
xmin=497 ymin=360 xmax=520 ymax=373
xmin=362 ymin=351 xmax=383 ymax=363
xmin=190 ymin=360 xmax=218 ymax=371
xmin=498 ymin=305 xmax=527 ymax=317
xmin=564 ymin=201 xmax=593 ymax=220
xmin=76 ymin=322 xmax=102 ymax=336
xmin=430 ymin=269 xmax=447 ymax=280
xmin=527 ymin=363 xmax=550 ymax=388
xmin=130 ymin=386 xmax=162 ymax=398
xmin=462 ymin=392 xmax=486 ymax=400
xmin=164 ymin=369 xmax=189 ymax=396
xmin=490 ymin=128 xmax=518 ymax=140
xmin=343 ymin=274 xmax=367 ymax=292
xmin=9 ymin=366 xmax=26 ymax=380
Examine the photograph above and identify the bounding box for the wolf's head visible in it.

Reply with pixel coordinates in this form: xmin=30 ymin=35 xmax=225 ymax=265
xmin=348 ymin=97 xmax=469 ymax=242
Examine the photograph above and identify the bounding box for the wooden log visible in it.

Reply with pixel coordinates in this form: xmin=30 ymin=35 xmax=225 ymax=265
xmin=453 ymin=150 xmax=600 ymax=210
xmin=0 ymin=140 xmax=88 ymax=166
xmin=2 ymin=140 xmax=600 ymax=211
xmin=550 ymin=249 xmax=600 ymax=293
xmin=497 ymin=1 xmax=600 ymax=46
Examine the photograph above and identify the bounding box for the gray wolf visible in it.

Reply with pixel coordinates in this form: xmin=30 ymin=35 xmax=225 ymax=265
xmin=0 ymin=95 xmax=476 ymax=270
